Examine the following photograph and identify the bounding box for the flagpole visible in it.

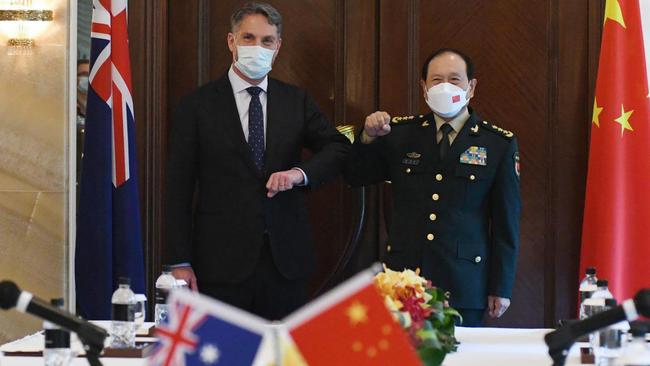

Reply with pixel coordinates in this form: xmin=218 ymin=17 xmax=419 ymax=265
xmin=271 ymin=322 xmax=283 ymax=366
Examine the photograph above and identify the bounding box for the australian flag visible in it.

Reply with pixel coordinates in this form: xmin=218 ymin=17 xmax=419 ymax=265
xmin=75 ymin=0 xmax=145 ymax=320
xmin=148 ymin=291 xmax=268 ymax=366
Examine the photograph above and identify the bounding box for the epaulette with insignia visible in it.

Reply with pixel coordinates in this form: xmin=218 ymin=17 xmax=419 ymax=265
xmin=479 ymin=120 xmax=514 ymax=139
xmin=390 ymin=114 xmax=430 ymax=127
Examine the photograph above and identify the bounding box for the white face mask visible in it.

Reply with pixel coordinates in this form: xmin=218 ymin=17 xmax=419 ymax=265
xmin=425 ymin=82 xmax=470 ymax=118
xmin=235 ymin=45 xmax=276 ymax=80
xmin=78 ymin=76 xmax=89 ymax=94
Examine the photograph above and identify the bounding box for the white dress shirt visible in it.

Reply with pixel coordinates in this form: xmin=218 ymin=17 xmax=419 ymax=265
xmin=434 ymin=108 xmax=470 ymax=145
xmin=228 ymin=66 xmax=269 ymax=144
xmin=227 ymin=65 xmax=308 ymax=184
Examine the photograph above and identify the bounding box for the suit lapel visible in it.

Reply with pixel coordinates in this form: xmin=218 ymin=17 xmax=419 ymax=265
xmin=214 ymin=76 xmax=261 ymax=177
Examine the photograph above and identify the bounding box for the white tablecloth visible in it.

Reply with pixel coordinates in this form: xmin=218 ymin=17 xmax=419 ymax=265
xmin=1 ymin=325 xmax=588 ymax=366
xmin=444 ymin=327 xmax=585 ymax=366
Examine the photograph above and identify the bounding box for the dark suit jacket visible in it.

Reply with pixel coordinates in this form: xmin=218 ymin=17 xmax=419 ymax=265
xmin=345 ymin=110 xmax=520 ymax=309
xmin=165 ymin=74 xmax=350 ymax=284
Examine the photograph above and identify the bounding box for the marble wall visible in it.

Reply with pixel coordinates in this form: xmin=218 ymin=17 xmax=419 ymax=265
xmin=0 ymin=0 xmax=70 ymax=343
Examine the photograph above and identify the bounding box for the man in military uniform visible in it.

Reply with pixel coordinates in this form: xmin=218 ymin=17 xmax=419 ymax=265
xmin=345 ymin=48 xmax=521 ymax=326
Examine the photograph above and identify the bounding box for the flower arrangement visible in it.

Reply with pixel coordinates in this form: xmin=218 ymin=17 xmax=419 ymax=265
xmin=374 ymin=266 xmax=461 ymax=366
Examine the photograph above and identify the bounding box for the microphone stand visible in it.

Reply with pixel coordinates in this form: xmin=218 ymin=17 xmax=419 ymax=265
xmin=82 ymin=340 xmax=103 ymax=366
xmin=545 ymin=300 xmax=639 ymax=366
xmin=75 ymin=322 xmax=108 ymax=366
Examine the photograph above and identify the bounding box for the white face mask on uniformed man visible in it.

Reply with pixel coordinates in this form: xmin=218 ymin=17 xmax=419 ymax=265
xmin=425 ymin=82 xmax=470 ymax=118
xmin=235 ymin=45 xmax=276 ymax=80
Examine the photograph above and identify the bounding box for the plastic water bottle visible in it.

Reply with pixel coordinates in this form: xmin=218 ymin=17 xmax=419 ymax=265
xmin=618 ymin=321 xmax=650 ymax=366
xmin=110 ymin=277 xmax=136 ymax=348
xmin=579 ymin=266 xmax=598 ymax=319
xmin=43 ymin=298 xmax=73 ymax=366
xmin=155 ymin=265 xmax=177 ymax=326
xmin=593 ymin=299 xmax=626 ymax=365
xmin=584 ymin=279 xmax=614 ymax=319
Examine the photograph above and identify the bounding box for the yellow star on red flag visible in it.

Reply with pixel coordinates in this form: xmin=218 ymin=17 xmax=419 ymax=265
xmin=614 ymin=104 xmax=634 ymax=136
xmin=604 ymin=0 xmax=626 ymax=28
xmin=592 ymin=98 xmax=603 ymax=127
xmin=346 ymin=301 xmax=368 ymax=326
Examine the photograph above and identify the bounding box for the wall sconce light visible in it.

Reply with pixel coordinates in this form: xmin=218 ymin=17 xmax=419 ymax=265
xmin=0 ymin=1 xmax=53 ymax=55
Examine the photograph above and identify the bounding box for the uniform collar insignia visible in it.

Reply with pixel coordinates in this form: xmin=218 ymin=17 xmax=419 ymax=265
xmin=406 ymin=152 xmax=421 ymax=159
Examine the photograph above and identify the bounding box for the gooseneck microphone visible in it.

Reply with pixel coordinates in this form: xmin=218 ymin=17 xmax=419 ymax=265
xmin=545 ymin=288 xmax=650 ymax=366
xmin=0 ymin=280 xmax=108 ymax=365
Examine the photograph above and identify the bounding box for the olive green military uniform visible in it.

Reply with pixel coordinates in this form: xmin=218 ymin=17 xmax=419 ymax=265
xmin=345 ymin=110 xmax=521 ymax=314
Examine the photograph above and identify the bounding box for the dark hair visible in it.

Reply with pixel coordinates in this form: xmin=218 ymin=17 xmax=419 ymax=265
xmin=231 ymin=2 xmax=283 ymax=36
xmin=420 ymin=48 xmax=475 ymax=81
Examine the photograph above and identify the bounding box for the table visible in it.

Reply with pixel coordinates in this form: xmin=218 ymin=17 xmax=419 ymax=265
xmin=1 ymin=326 xmax=588 ymax=365
xmin=0 ymin=322 xmax=152 ymax=366
xmin=445 ymin=327 xmax=585 ymax=365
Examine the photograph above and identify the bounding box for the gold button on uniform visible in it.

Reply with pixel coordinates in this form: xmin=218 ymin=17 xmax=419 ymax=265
xmin=429 ymin=213 xmax=437 ymax=221
xmin=432 ymin=193 xmax=440 ymax=201
xmin=387 ymin=245 xmax=392 ymax=252
xmin=406 ymin=168 xmax=411 ymax=173
xmin=475 ymin=256 xmax=482 ymax=263
xmin=435 ymin=174 xmax=443 ymax=181
xmin=470 ymin=174 xmax=476 ymax=181
xmin=427 ymin=233 xmax=435 ymax=241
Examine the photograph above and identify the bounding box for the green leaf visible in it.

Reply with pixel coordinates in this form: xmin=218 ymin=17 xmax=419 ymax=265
xmin=418 ymin=347 xmax=447 ymax=366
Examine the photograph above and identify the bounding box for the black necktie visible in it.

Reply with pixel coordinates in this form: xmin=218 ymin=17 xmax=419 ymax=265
xmin=439 ymin=123 xmax=453 ymax=160
xmin=246 ymin=86 xmax=264 ymax=172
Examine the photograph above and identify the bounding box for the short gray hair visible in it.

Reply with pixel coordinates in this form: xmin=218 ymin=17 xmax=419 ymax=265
xmin=230 ymin=2 xmax=283 ymax=37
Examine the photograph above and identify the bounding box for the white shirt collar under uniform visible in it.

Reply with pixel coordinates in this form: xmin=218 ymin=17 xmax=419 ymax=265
xmin=434 ymin=108 xmax=470 ymax=145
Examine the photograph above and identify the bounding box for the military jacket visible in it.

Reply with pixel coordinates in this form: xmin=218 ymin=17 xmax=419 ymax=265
xmin=345 ymin=110 xmax=521 ymax=309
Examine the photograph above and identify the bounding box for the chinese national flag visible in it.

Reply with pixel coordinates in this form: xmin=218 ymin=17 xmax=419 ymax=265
xmin=286 ymin=269 xmax=422 ymax=366
xmin=580 ymin=0 xmax=650 ymax=300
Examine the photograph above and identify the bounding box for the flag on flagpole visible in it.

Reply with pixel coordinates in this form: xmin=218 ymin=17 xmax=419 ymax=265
xmin=284 ymin=267 xmax=422 ymax=366
xmin=147 ymin=290 xmax=269 ymax=366
xmin=580 ymin=0 xmax=650 ymax=300
xmin=75 ymin=0 xmax=145 ymax=319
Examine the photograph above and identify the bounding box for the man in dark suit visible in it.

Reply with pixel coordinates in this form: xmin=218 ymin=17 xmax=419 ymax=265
xmin=345 ymin=49 xmax=521 ymax=326
xmin=165 ymin=2 xmax=350 ymax=320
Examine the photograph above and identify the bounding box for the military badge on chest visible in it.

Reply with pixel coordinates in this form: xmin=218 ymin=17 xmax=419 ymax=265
xmin=402 ymin=151 xmax=421 ymax=166
xmin=460 ymin=146 xmax=487 ymax=166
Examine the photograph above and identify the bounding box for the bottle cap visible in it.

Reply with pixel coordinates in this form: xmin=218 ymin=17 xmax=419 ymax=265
xmin=604 ymin=298 xmax=617 ymax=307
xmin=162 ymin=264 xmax=172 ymax=272
xmin=118 ymin=277 xmax=131 ymax=285
xmin=50 ymin=298 xmax=64 ymax=307
xmin=596 ymin=279 xmax=608 ymax=287
xmin=585 ymin=267 xmax=596 ymax=275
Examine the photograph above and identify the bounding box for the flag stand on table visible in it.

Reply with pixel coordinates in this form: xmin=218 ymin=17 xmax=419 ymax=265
xmin=144 ymin=264 xmax=421 ymax=366
xmin=580 ymin=0 xmax=650 ymax=300
xmin=75 ymin=0 xmax=145 ymax=320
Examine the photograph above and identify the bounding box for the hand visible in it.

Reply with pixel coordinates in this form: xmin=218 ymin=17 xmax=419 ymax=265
xmin=171 ymin=266 xmax=199 ymax=292
xmin=363 ymin=111 xmax=392 ymax=139
xmin=488 ymin=296 xmax=511 ymax=318
xmin=266 ymin=169 xmax=304 ymax=198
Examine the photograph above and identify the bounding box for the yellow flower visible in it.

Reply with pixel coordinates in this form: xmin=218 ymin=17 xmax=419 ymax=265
xmin=374 ymin=265 xmax=429 ymax=303
xmin=383 ymin=295 xmax=403 ymax=312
